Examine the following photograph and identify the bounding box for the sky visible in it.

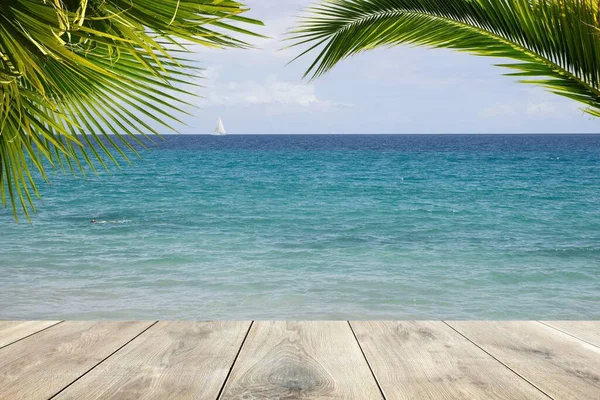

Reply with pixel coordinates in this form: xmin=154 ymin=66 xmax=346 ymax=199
xmin=176 ymin=0 xmax=600 ymax=134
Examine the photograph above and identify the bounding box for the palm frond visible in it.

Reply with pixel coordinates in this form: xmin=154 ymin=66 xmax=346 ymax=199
xmin=0 ymin=0 xmax=263 ymax=221
xmin=289 ymin=0 xmax=600 ymax=117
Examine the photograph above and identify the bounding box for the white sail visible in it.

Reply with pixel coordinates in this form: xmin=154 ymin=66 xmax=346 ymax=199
xmin=213 ymin=117 xmax=226 ymax=135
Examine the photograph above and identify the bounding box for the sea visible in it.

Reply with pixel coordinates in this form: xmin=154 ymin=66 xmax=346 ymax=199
xmin=1 ymin=134 xmax=599 ymax=320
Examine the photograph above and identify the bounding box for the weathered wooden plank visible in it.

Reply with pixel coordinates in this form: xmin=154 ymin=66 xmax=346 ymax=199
xmin=0 ymin=321 xmax=61 ymax=349
xmin=447 ymin=321 xmax=600 ymax=399
xmin=219 ymin=321 xmax=382 ymax=400
xmin=0 ymin=321 xmax=154 ymax=400
xmin=540 ymin=321 xmax=600 ymax=348
xmin=55 ymin=321 xmax=251 ymax=400
xmin=350 ymin=321 xmax=547 ymax=399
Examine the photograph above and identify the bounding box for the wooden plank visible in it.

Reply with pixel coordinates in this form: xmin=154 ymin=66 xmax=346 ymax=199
xmin=0 ymin=321 xmax=61 ymax=349
xmin=55 ymin=321 xmax=251 ymax=400
xmin=219 ymin=321 xmax=382 ymax=400
xmin=540 ymin=321 xmax=600 ymax=347
xmin=447 ymin=321 xmax=600 ymax=399
xmin=350 ymin=321 xmax=547 ymax=399
xmin=0 ymin=321 xmax=154 ymax=400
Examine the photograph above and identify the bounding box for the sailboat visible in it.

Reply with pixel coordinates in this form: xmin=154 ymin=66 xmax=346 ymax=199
xmin=213 ymin=117 xmax=226 ymax=136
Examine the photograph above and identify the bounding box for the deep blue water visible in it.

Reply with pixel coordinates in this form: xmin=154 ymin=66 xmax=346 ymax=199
xmin=1 ymin=134 xmax=599 ymax=319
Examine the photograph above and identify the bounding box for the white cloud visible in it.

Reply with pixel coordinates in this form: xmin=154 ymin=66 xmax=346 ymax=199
xmin=479 ymin=104 xmax=518 ymax=118
xmin=367 ymin=62 xmax=458 ymax=87
xmin=363 ymin=53 xmax=491 ymax=88
xmin=525 ymin=102 xmax=557 ymax=116
xmin=479 ymin=101 xmax=560 ymax=119
xmin=199 ymin=71 xmax=349 ymax=109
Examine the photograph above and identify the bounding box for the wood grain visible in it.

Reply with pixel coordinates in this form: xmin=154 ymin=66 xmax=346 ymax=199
xmin=447 ymin=321 xmax=600 ymax=399
xmin=0 ymin=321 xmax=154 ymax=400
xmin=219 ymin=321 xmax=382 ymax=400
xmin=350 ymin=321 xmax=547 ymax=399
xmin=540 ymin=321 xmax=600 ymax=347
xmin=55 ymin=321 xmax=251 ymax=400
xmin=0 ymin=321 xmax=61 ymax=349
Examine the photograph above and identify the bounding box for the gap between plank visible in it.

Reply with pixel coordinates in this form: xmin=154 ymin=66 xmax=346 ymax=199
xmin=0 ymin=320 xmax=64 ymax=351
xmin=216 ymin=320 xmax=255 ymax=400
xmin=347 ymin=321 xmax=387 ymax=400
xmin=536 ymin=321 xmax=600 ymax=350
xmin=441 ymin=321 xmax=554 ymax=400
xmin=48 ymin=321 xmax=160 ymax=399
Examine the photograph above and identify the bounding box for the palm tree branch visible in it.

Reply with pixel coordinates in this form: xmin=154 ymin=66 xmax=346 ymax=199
xmin=290 ymin=0 xmax=600 ymax=114
xmin=1 ymin=0 xmax=263 ymax=221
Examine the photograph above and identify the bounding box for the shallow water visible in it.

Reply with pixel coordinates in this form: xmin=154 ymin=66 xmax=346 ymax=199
xmin=2 ymin=134 xmax=599 ymax=320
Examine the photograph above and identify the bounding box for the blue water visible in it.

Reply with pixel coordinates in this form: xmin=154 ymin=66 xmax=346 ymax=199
xmin=1 ymin=134 xmax=600 ymax=320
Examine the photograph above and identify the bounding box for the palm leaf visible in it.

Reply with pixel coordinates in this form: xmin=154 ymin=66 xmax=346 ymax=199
xmin=289 ymin=0 xmax=600 ymax=117
xmin=0 ymin=0 xmax=263 ymax=221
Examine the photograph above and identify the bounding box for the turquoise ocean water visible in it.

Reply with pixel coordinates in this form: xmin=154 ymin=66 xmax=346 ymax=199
xmin=1 ymin=134 xmax=599 ymax=320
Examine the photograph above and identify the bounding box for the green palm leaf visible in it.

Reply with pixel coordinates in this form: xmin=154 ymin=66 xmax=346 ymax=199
xmin=289 ymin=0 xmax=600 ymax=117
xmin=1 ymin=0 xmax=263 ymax=221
